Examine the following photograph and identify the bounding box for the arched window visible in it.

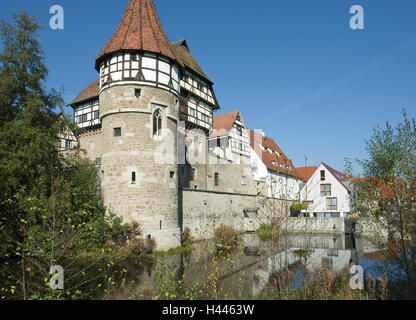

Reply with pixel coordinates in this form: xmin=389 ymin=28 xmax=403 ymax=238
xmin=153 ymin=110 xmax=162 ymax=136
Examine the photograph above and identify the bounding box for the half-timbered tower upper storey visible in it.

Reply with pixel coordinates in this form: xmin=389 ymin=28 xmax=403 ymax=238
xmin=70 ymin=0 xmax=220 ymax=134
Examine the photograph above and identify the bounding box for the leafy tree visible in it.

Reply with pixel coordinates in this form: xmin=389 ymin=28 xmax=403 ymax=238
xmin=352 ymin=110 xmax=416 ymax=295
xmin=0 ymin=12 xmax=141 ymax=300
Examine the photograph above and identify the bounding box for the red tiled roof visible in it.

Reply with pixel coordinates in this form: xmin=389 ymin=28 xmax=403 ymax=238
xmin=248 ymin=129 xmax=302 ymax=179
xmin=172 ymin=39 xmax=212 ymax=84
xmin=322 ymin=162 xmax=351 ymax=192
xmin=296 ymin=166 xmax=317 ymax=182
xmin=211 ymin=110 xmax=240 ymax=137
xmin=70 ymin=78 xmax=100 ymax=106
xmin=353 ymin=177 xmax=415 ymax=200
xmin=95 ymin=0 xmax=182 ymax=70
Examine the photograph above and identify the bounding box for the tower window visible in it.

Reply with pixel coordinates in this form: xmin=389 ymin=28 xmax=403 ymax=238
xmin=190 ymin=168 xmax=195 ymax=181
xmin=170 ymin=171 xmax=175 ymax=179
xmin=153 ymin=110 xmax=162 ymax=136
xmin=214 ymin=173 xmax=219 ymax=186
xmin=241 ymin=176 xmax=247 ymax=185
xmin=132 ymin=172 xmax=136 ymax=184
xmin=135 ymin=89 xmax=141 ymax=97
xmin=114 ymin=127 xmax=121 ymax=137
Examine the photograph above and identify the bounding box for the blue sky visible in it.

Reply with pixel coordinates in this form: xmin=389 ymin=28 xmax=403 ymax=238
xmin=1 ymin=0 xmax=415 ymax=173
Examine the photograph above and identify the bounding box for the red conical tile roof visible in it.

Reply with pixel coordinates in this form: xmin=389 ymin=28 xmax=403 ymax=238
xmin=95 ymin=0 xmax=181 ymax=70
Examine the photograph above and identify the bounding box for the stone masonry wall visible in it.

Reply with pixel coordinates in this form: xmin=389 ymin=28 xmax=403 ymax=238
xmin=181 ymin=189 xmax=293 ymax=240
xmin=99 ymin=84 xmax=181 ymax=250
xmin=79 ymin=129 xmax=102 ymax=162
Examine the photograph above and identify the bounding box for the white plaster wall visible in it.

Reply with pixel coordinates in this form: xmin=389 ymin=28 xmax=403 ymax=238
xmin=250 ymin=145 xmax=268 ymax=181
xmin=300 ymin=163 xmax=350 ymax=216
xmin=281 ymin=217 xmax=346 ymax=234
xmin=267 ymin=171 xmax=301 ymax=201
xmin=250 ymin=147 xmax=301 ymax=200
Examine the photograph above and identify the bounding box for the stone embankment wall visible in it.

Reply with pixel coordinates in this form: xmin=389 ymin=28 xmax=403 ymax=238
xmin=181 ymin=188 xmax=351 ymax=240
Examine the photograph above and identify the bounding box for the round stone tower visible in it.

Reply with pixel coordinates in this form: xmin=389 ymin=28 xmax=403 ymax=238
xmin=95 ymin=0 xmax=183 ymax=250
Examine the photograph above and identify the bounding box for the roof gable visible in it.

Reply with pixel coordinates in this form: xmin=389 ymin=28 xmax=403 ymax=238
xmin=321 ymin=162 xmax=351 ymax=192
xmin=172 ymin=39 xmax=213 ymax=84
xmin=211 ymin=110 xmax=240 ymax=137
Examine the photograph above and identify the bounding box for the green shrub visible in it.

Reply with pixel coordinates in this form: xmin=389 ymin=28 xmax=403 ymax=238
xmin=213 ymin=225 xmax=238 ymax=249
xmin=257 ymin=221 xmax=281 ymax=242
xmin=291 ymin=202 xmax=309 ymax=211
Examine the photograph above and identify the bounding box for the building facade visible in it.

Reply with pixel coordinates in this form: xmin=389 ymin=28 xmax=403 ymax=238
xmin=299 ymin=163 xmax=352 ymax=218
xmin=69 ymin=0 xmax=316 ymax=249
xmin=248 ymin=129 xmax=303 ymax=201
xmin=69 ymin=0 xmax=265 ymax=249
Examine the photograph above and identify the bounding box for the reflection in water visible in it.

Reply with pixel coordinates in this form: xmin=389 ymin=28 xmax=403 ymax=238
xmin=249 ymin=233 xmax=385 ymax=295
xmin=112 ymin=233 xmax=382 ymax=299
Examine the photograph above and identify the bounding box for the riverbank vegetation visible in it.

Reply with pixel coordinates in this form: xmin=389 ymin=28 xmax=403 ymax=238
xmin=349 ymin=110 xmax=416 ymax=297
xmin=0 ymin=12 xmax=149 ymax=300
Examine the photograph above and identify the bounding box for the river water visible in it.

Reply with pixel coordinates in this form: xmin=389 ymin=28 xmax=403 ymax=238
xmin=107 ymin=233 xmax=387 ymax=299
xmin=0 ymin=232 xmax=390 ymax=300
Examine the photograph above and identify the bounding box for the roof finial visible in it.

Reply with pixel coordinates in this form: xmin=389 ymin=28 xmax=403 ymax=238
xmin=95 ymin=0 xmax=181 ymax=70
